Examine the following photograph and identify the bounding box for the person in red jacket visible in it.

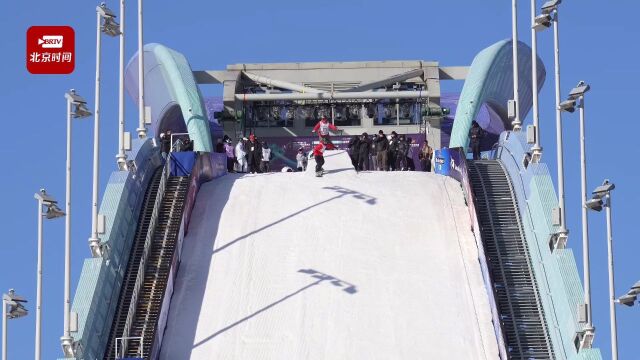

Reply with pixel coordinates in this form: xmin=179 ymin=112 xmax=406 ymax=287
xmin=313 ymin=139 xmax=328 ymax=177
xmin=312 ymin=117 xmax=339 ymax=147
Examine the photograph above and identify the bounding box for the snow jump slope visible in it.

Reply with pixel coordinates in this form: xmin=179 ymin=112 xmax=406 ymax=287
xmin=160 ymin=150 xmax=499 ymax=359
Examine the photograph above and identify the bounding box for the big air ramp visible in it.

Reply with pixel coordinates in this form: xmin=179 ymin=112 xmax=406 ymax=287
xmin=159 ymin=150 xmax=499 ymax=359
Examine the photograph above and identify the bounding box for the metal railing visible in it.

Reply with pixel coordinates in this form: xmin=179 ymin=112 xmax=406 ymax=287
xmin=115 ymin=336 xmax=143 ymax=359
xmin=120 ymin=155 xmax=171 ymax=355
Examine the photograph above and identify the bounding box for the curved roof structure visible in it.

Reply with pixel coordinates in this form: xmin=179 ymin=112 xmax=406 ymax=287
xmin=125 ymin=43 xmax=213 ymax=152
xmin=449 ymin=40 xmax=546 ymax=149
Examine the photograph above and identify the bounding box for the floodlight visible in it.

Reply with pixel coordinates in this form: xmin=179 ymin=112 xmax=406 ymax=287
xmin=541 ymin=0 xmax=561 ymax=14
xmin=98 ymin=3 xmax=121 ymax=37
xmin=34 ymin=189 xmax=57 ymax=206
xmin=585 ymin=198 xmax=603 ymax=212
xmin=97 ymin=2 xmax=117 ymax=18
xmin=617 ymin=293 xmax=637 ymax=307
xmin=45 ymin=203 xmax=66 ymax=219
xmin=66 ymin=90 xmax=93 ymax=118
xmin=592 ymin=179 xmax=615 ymax=197
xmin=559 ymin=99 xmax=576 ymax=113
xmin=72 ymin=103 xmax=93 ymax=118
xmin=64 ymin=89 xmax=87 ymax=105
xmin=101 ymin=18 xmax=121 ymax=37
xmin=533 ymin=13 xmax=552 ymax=31
xmin=3 ymin=289 xmax=29 ymax=319
xmin=568 ymin=81 xmax=591 ymax=100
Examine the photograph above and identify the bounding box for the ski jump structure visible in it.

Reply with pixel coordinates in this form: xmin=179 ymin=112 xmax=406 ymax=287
xmin=62 ymin=40 xmax=603 ymax=360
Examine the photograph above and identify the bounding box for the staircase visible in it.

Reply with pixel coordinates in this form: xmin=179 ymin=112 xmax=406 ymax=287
xmin=467 ymin=160 xmax=554 ymax=359
xmin=125 ymin=176 xmax=188 ymax=358
xmin=104 ymin=167 xmax=162 ymax=360
xmin=103 ymin=171 xmax=188 ymax=360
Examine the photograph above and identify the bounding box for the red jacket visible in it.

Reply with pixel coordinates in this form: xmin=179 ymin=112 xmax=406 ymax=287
xmin=312 ymin=120 xmax=338 ymax=136
xmin=313 ymin=143 xmax=326 ymax=156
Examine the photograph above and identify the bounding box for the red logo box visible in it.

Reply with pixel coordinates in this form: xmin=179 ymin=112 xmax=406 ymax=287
xmin=27 ymin=26 xmax=75 ymax=74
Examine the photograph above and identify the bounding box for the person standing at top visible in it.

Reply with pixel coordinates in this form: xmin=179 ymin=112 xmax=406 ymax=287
xmin=419 ymin=140 xmax=434 ymax=172
xmin=247 ymin=134 xmax=261 ymax=173
xmin=374 ymin=130 xmax=389 ymax=171
xmin=224 ymin=139 xmax=236 ymax=173
xmin=469 ymin=121 xmax=484 ymax=160
xmin=260 ymin=142 xmax=272 ymax=173
xmin=312 ymin=116 xmax=339 ymax=148
xmin=313 ymin=139 xmax=328 ymax=177
xmin=388 ymin=131 xmax=399 ymax=171
xmin=396 ymin=135 xmax=409 ymax=171
xmin=296 ymin=147 xmax=308 ymax=172
xmin=357 ymin=132 xmax=371 ymax=171
xmin=347 ymin=135 xmax=360 ymax=170
xmin=235 ymin=138 xmax=247 ymax=173
xmin=406 ymin=137 xmax=416 ymax=171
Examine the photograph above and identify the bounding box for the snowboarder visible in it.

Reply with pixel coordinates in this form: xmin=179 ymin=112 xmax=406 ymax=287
xmin=347 ymin=135 xmax=360 ymax=169
xmin=313 ymin=139 xmax=328 ymax=177
xmin=311 ymin=116 xmax=339 ymax=149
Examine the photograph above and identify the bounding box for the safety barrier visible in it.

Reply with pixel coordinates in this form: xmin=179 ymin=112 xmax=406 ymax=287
xmin=446 ymin=147 xmax=508 ymax=360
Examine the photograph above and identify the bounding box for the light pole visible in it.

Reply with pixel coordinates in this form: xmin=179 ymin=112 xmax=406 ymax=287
xmin=61 ymin=90 xmax=92 ymax=357
xmin=116 ymin=0 xmax=127 ymax=169
xmin=90 ymin=3 xmax=120 ymax=257
xmin=511 ymin=0 xmax=521 ymax=131
xmin=529 ymin=0 xmax=543 ymax=162
xmin=33 ymin=190 xmax=65 ymax=360
xmin=136 ymin=0 xmax=147 ymax=138
xmin=534 ymin=0 xmax=569 ymax=246
xmin=2 ymin=289 xmax=29 ymax=360
xmin=560 ymin=80 xmax=593 ymax=346
xmin=586 ymin=180 xmax=618 ymax=360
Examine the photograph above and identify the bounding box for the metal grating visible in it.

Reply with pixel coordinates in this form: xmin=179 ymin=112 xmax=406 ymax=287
xmin=468 ymin=160 xmax=554 ymax=359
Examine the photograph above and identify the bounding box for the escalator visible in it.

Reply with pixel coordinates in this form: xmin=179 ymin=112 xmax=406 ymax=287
xmin=104 ymin=168 xmax=188 ymax=359
xmin=468 ymin=160 xmax=554 ymax=359
xmin=104 ymin=167 xmax=162 ymax=360
xmin=125 ymin=175 xmax=188 ymax=358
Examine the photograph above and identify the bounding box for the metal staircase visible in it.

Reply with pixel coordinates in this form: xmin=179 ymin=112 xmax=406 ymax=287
xmin=468 ymin=160 xmax=554 ymax=359
xmin=103 ymin=155 xmax=189 ymax=360
xmin=125 ymin=175 xmax=187 ymax=358
xmin=104 ymin=168 xmax=163 ymax=360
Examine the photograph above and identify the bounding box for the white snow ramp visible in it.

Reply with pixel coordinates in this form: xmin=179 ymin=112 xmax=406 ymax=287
xmin=160 ymin=150 xmax=499 ymax=359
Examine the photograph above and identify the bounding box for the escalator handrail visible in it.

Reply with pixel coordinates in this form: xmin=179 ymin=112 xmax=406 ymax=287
xmin=120 ymin=154 xmax=172 ymax=356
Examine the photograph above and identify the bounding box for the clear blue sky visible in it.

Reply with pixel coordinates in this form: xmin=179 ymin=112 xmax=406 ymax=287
xmin=1 ymin=1 xmax=638 ymax=359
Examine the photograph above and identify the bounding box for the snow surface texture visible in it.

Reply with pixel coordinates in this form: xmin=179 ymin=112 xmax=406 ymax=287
xmin=160 ymin=150 xmax=499 ymax=359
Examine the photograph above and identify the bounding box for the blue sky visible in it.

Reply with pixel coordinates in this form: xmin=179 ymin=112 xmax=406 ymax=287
xmin=1 ymin=1 xmax=638 ymax=359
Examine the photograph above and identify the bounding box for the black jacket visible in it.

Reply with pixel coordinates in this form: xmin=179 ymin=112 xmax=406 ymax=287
xmin=374 ymin=135 xmax=389 ymax=152
xmin=388 ymin=136 xmax=399 ymax=153
xmin=358 ymin=137 xmax=371 ymax=155
xmin=246 ymin=140 xmax=262 ymax=164
xmin=348 ymin=137 xmax=360 ymax=154
xmin=397 ymin=139 xmax=409 ymax=156
xmin=469 ymin=126 xmax=484 ymax=144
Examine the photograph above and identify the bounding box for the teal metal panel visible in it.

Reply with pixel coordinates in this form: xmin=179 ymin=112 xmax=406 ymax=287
xmin=68 ymin=138 xmax=161 ymax=359
xmin=496 ymin=131 xmax=602 ymax=360
xmin=450 ymin=40 xmax=546 ymax=150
